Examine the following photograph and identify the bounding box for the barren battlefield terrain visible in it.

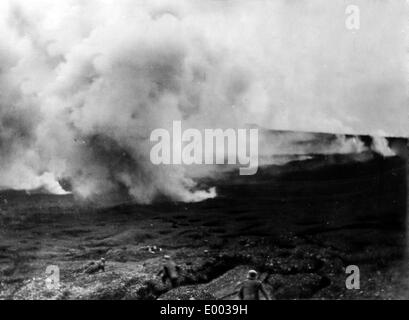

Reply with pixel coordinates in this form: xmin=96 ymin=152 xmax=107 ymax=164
xmin=0 ymin=152 xmax=408 ymax=300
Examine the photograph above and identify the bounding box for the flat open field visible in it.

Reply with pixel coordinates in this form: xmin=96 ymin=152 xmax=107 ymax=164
xmin=0 ymin=152 xmax=408 ymax=300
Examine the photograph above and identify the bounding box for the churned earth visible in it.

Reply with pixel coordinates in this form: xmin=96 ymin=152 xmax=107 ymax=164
xmin=0 ymin=152 xmax=408 ymax=300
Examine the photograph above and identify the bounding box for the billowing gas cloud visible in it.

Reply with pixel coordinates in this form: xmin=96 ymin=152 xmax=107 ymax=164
xmin=0 ymin=0 xmax=407 ymax=203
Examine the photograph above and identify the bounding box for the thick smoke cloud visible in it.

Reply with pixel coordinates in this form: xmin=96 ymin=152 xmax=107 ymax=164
xmin=0 ymin=0 xmax=407 ymax=203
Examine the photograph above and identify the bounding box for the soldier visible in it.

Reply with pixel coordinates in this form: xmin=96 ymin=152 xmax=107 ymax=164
xmin=84 ymin=258 xmax=106 ymax=274
xmin=238 ymin=270 xmax=270 ymax=300
xmin=158 ymin=255 xmax=181 ymax=288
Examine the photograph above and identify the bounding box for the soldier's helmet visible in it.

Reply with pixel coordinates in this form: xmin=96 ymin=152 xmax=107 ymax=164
xmin=247 ymin=270 xmax=258 ymax=280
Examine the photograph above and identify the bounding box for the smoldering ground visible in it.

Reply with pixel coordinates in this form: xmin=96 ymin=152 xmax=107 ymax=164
xmin=0 ymin=0 xmax=407 ymax=204
xmin=0 ymin=145 xmax=407 ymax=300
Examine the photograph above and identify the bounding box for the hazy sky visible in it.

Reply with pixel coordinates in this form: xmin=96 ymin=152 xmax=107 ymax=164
xmin=0 ymin=0 xmax=407 ymax=136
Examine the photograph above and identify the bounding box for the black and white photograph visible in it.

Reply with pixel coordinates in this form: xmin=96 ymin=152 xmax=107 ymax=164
xmin=0 ymin=0 xmax=408 ymax=305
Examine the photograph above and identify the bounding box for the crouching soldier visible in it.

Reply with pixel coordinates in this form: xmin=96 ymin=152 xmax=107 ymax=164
xmin=158 ymin=255 xmax=181 ymax=288
xmin=238 ymin=270 xmax=271 ymax=300
xmin=84 ymin=258 xmax=106 ymax=274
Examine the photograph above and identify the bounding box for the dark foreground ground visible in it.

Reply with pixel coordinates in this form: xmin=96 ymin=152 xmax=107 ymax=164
xmin=0 ymin=152 xmax=408 ymax=300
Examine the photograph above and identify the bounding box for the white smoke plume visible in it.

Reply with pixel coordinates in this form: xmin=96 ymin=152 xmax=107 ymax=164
xmin=371 ymin=136 xmax=396 ymax=157
xmin=0 ymin=0 xmax=406 ymax=203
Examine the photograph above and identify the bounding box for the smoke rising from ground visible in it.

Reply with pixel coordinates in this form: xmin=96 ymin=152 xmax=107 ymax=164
xmin=0 ymin=0 xmax=407 ymax=203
